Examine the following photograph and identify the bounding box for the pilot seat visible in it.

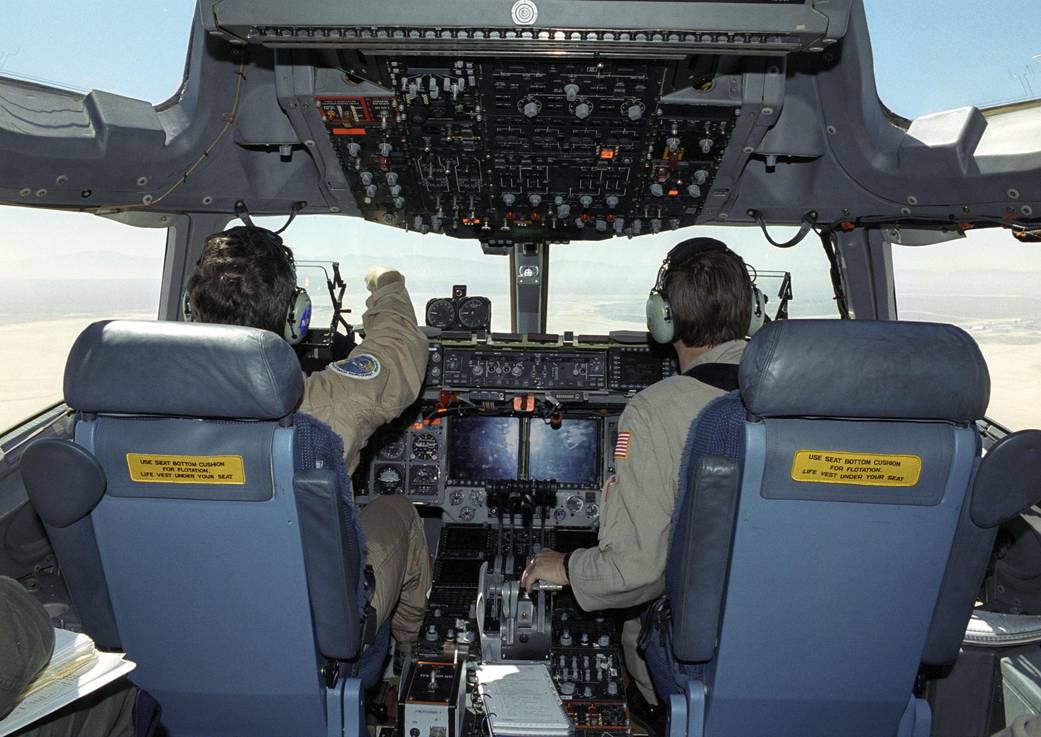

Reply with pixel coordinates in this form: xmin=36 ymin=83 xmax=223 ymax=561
xmin=643 ymin=319 xmax=998 ymax=737
xmin=21 ymin=320 xmax=388 ymax=737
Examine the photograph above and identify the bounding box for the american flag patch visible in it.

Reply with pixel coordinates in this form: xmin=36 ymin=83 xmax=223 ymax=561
xmin=614 ymin=431 xmax=632 ymax=460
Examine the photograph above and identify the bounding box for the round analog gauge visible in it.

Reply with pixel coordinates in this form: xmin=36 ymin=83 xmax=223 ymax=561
xmin=377 ymin=435 xmax=406 ymax=461
xmin=425 ymin=298 xmax=456 ymax=329
xmin=411 ymin=433 xmax=439 ymax=460
xmin=565 ymin=495 xmax=584 ymax=514
xmin=449 ymin=489 xmax=465 ymax=506
xmin=470 ymin=489 xmax=486 ymax=507
xmin=586 ymin=503 xmax=600 ymax=518
xmin=457 ymin=297 xmax=490 ymax=330
xmin=411 ymin=464 xmax=440 ymax=486
xmin=459 ymin=506 xmax=476 ymax=522
xmin=374 ymin=465 xmax=404 ymax=495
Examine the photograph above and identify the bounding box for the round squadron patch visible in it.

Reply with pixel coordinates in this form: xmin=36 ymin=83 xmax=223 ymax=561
xmin=330 ymin=354 xmax=382 ymax=380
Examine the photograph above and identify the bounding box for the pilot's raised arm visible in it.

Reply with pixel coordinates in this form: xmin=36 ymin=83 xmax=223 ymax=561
xmin=186 ymin=227 xmax=431 ymax=651
xmin=301 ymin=267 xmax=429 ymax=473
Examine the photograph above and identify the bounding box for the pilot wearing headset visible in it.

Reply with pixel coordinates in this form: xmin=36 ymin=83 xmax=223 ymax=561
xmin=521 ymin=237 xmax=764 ymax=717
xmin=185 ymin=225 xmax=431 ymax=654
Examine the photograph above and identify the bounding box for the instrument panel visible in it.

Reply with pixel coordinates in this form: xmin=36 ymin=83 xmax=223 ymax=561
xmin=356 ymin=333 xmax=678 ymax=526
xmin=316 ymin=55 xmax=739 ymax=244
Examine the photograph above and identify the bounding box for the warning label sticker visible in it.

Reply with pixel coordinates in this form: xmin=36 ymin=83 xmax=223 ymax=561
xmin=126 ymin=454 xmax=246 ymax=485
xmin=790 ymin=450 xmax=922 ymax=488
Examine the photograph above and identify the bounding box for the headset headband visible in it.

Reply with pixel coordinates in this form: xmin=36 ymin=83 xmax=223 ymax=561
xmin=654 ymin=237 xmax=733 ymax=294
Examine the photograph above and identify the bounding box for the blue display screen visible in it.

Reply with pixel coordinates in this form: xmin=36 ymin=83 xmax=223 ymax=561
xmin=448 ymin=417 xmax=521 ymax=481
xmin=528 ymin=419 xmax=600 ymax=487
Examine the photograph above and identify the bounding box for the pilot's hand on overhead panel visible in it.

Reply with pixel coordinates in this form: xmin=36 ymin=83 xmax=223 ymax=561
xmin=364 ymin=267 xmax=403 ymax=292
xmin=520 ymin=549 xmax=569 ymax=593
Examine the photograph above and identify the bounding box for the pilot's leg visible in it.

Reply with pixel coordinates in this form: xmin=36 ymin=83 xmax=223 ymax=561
xmin=622 ymin=617 xmax=659 ymax=706
xmin=358 ymin=495 xmax=431 ymax=645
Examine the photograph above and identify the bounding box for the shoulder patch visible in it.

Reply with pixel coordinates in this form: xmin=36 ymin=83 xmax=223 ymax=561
xmin=330 ymin=354 xmax=382 ymax=381
xmin=613 ymin=431 xmax=632 ymax=460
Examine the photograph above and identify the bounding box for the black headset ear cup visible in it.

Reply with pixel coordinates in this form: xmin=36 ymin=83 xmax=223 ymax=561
xmin=182 ymin=290 xmax=193 ymax=322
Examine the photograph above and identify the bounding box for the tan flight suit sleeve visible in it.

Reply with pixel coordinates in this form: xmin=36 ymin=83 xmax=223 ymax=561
xmin=300 ymin=272 xmax=429 ymax=475
xmin=567 ymin=396 xmax=675 ymax=611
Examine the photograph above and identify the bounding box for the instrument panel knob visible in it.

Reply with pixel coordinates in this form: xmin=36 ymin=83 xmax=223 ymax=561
xmin=564 ymin=83 xmax=580 ymax=102
xmin=575 ymin=102 xmax=592 ymax=120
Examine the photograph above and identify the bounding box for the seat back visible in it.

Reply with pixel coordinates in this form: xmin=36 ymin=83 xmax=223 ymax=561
xmin=666 ymin=319 xmax=991 ymax=737
xmin=27 ymin=320 xmax=365 ymax=737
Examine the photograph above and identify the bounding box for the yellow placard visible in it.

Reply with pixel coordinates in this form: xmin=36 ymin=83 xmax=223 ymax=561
xmin=126 ymin=454 xmax=246 ymax=485
xmin=790 ymin=450 xmax=921 ymax=488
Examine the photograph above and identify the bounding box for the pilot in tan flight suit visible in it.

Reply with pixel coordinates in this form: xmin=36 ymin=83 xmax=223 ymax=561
xmin=186 ymin=225 xmax=431 ymax=650
xmin=521 ymin=237 xmax=761 ymax=716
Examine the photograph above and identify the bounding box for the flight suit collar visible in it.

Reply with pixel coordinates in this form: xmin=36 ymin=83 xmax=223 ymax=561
xmin=680 ymin=339 xmax=746 ymax=374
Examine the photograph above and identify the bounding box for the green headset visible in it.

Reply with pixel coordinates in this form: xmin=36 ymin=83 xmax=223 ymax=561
xmin=645 ymin=237 xmax=767 ymax=344
xmin=183 ymin=227 xmax=313 ymax=345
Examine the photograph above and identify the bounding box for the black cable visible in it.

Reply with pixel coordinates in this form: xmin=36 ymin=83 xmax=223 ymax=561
xmin=819 ymin=229 xmax=851 ymax=320
xmin=751 ymin=210 xmax=818 ymax=249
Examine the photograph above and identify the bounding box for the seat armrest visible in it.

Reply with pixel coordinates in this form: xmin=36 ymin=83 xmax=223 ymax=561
xmin=672 ymin=455 xmax=741 ymax=663
xmin=294 ymin=469 xmax=363 ymax=661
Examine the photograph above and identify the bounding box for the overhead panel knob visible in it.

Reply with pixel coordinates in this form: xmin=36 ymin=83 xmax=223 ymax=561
xmin=687 ymin=184 xmax=702 ymax=198
xmin=379 ymin=142 xmax=393 ymax=156
xmin=666 ymin=137 xmax=681 ymax=153
xmin=360 ymin=171 xmax=373 ymax=186
xmin=694 ymin=169 xmax=709 ymax=185
xmin=605 ymin=195 xmax=619 ymax=209
xmin=365 ymin=184 xmax=378 ymax=198
xmin=574 ymin=217 xmax=586 ymax=229
xmin=346 ymin=142 xmax=361 ymax=157
xmin=649 ymin=183 xmax=664 ymax=197
xmin=651 ymin=218 xmax=662 ymax=233
xmin=557 ymin=203 xmax=571 ymax=219
xmin=386 ymin=172 xmax=399 ymax=186
xmin=393 ymin=197 xmax=405 ymax=209
xmin=579 ymin=194 xmax=593 ymax=208
xmin=574 ymin=101 xmax=592 ymax=120
xmin=564 ymin=83 xmax=580 ymax=102
xmin=627 ymin=104 xmax=643 ymax=121
xmin=523 ymin=101 xmax=540 ymax=118
xmin=390 ymin=185 xmax=402 ymax=197
xmin=613 ymin=218 xmax=625 ymax=234
xmin=632 ymin=219 xmax=643 ymax=235
xmin=595 ymin=219 xmax=607 ymax=232
xmin=700 ymin=138 xmax=714 ymax=154
xmin=528 ymin=193 xmax=542 ymax=207
xmin=503 ymin=193 xmax=516 ymax=206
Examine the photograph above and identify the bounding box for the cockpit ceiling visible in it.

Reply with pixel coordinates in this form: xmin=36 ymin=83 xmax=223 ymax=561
xmin=0 ymin=0 xmax=1038 ymax=244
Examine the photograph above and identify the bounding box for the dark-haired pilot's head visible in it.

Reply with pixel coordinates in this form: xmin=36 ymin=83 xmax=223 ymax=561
xmin=663 ymin=245 xmax=753 ymax=348
xmin=185 ymin=226 xmax=297 ymax=336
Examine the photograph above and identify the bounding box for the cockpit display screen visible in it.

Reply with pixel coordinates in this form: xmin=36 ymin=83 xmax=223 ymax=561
xmin=448 ymin=417 xmax=520 ymax=481
xmin=529 ymin=419 xmax=600 ymax=487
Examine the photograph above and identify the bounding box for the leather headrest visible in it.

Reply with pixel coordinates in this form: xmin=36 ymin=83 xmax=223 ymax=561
xmin=64 ymin=320 xmax=303 ymax=420
xmin=739 ymin=319 xmax=990 ymax=422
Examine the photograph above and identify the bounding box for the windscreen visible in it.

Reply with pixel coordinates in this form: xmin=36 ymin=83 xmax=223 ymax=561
xmin=448 ymin=416 xmax=521 ymax=481
xmin=528 ymin=418 xmax=600 ymax=487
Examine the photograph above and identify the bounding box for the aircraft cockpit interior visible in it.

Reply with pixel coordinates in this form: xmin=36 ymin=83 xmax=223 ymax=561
xmin=3 ymin=1 xmax=1041 ymax=736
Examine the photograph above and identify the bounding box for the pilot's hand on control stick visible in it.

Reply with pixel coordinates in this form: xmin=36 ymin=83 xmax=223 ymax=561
xmin=364 ymin=266 xmax=403 ymax=292
xmin=520 ymin=549 xmax=569 ymax=593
